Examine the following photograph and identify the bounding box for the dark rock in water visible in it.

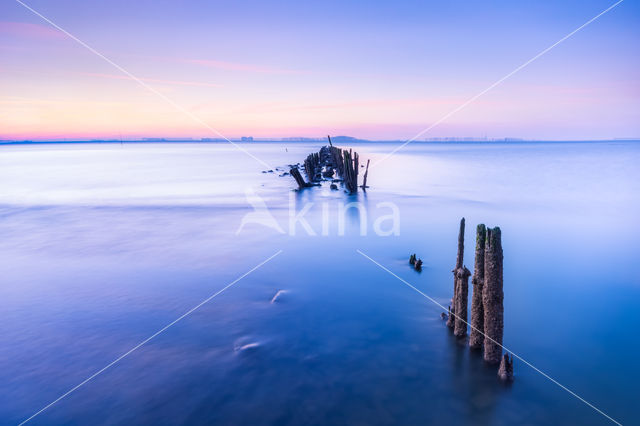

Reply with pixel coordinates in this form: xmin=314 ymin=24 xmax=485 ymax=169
xmin=330 ymin=183 xmax=338 ymax=190
xmin=415 ymin=259 xmax=423 ymax=271
xmin=261 ymin=170 xmax=267 ymax=173
xmin=498 ymin=353 xmax=514 ymax=381
xmin=280 ymin=172 xmax=289 ymax=177
xmin=470 ymin=224 xmax=486 ymax=349
xmin=409 ymin=253 xmax=416 ymax=265
xmin=268 ymin=170 xmax=273 ymax=173
xmin=483 ymin=227 xmax=504 ymax=364
xmin=440 ymin=312 xmax=447 ymax=320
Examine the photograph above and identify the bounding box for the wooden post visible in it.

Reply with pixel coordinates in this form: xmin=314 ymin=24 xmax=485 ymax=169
xmin=483 ymin=227 xmax=504 ymax=364
xmin=469 ymin=224 xmax=486 ymax=349
xmin=448 ymin=218 xmax=465 ymax=328
xmin=289 ymin=167 xmax=308 ymax=189
xmin=361 ymin=159 xmax=370 ymax=189
xmin=454 ymin=266 xmax=471 ymax=337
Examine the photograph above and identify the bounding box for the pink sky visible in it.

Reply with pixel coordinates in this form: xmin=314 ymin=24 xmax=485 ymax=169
xmin=0 ymin=0 xmax=638 ymax=140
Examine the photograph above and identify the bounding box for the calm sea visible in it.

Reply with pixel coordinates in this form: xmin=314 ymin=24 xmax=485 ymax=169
xmin=1 ymin=141 xmax=638 ymax=425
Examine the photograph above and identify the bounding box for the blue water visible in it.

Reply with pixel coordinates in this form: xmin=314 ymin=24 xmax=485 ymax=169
xmin=0 ymin=141 xmax=638 ymax=425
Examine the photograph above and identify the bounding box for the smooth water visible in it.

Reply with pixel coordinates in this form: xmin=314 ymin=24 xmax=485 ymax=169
xmin=1 ymin=141 xmax=638 ymax=425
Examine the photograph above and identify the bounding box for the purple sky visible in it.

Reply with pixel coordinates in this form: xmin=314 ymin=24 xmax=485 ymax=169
xmin=0 ymin=0 xmax=638 ymax=140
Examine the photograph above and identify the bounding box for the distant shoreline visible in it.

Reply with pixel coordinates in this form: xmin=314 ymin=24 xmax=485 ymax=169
xmin=1 ymin=138 xmax=638 ymax=145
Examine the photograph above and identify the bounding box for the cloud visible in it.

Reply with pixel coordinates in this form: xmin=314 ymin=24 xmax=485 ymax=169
xmin=219 ymin=97 xmax=467 ymax=115
xmin=0 ymin=21 xmax=64 ymax=40
xmin=105 ymin=52 xmax=306 ymax=75
xmin=80 ymin=72 xmax=222 ymax=88
xmin=185 ymin=59 xmax=303 ymax=75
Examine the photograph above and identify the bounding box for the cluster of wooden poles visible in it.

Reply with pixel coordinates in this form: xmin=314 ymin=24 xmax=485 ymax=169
xmin=446 ymin=218 xmax=513 ymax=381
xmin=329 ymin=145 xmax=361 ymax=193
xmin=304 ymin=152 xmax=322 ymax=182
xmin=290 ymin=136 xmax=369 ymax=193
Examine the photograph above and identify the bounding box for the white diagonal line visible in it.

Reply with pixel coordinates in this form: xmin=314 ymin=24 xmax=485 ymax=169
xmin=14 ymin=0 xmax=274 ymax=170
xmin=19 ymin=249 xmax=283 ymax=425
xmin=356 ymin=249 xmax=622 ymax=426
xmin=372 ymin=0 xmax=625 ymax=167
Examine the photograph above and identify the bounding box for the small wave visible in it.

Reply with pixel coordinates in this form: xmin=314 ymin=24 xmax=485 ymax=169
xmin=270 ymin=289 xmax=288 ymax=303
xmin=234 ymin=341 xmax=261 ymax=353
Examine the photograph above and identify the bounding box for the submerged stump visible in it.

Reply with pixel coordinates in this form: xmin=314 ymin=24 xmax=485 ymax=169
xmin=498 ymin=353 xmax=514 ymax=381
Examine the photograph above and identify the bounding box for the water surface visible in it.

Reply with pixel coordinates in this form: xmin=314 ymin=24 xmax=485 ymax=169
xmin=1 ymin=141 xmax=638 ymax=425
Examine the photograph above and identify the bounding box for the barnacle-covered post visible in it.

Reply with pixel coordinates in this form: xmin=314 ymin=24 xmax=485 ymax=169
xmin=469 ymin=224 xmax=486 ymax=349
xmin=453 ymin=266 xmax=471 ymax=337
xmin=483 ymin=227 xmax=504 ymax=364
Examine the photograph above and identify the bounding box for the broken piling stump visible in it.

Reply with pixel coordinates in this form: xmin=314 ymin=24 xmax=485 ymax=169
xmin=408 ymin=253 xmax=423 ymax=271
xmin=415 ymin=259 xmax=423 ymax=271
xmin=498 ymin=353 xmax=514 ymax=381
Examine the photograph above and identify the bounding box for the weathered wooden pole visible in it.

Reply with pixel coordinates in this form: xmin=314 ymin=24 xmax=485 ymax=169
xmin=469 ymin=224 xmax=486 ymax=349
xmin=447 ymin=218 xmax=465 ymax=328
xmin=483 ymin=226 xmax=504 ymax=364
xmin=341 ymin=149 xmax=359 ymax=193
xmin=456 ymin=218 xmax=465 ymax=269
xmin=453 ymin=266 xmax=471 ymax=337
xmin=361 ymin=159 xmax=370 ymax=189
xmin=289 ymin=167 xmax=308 ymax=189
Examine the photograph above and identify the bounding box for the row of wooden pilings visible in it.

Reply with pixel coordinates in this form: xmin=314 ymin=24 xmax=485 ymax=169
xmin=291 ymin=137 xmax=370 ymax=193
xmin=329 ymin=146 xmax=360 ymax=193
xmin=446 ymin=218 xmax=513 ymax=381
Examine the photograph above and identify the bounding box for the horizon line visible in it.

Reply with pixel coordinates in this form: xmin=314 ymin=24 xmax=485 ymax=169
xmin=2 ymin=137 xmax=639 ymax=144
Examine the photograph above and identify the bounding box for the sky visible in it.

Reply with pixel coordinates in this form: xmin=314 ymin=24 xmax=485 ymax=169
xmin=0 ymin=0 xmax=638 ymax=141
